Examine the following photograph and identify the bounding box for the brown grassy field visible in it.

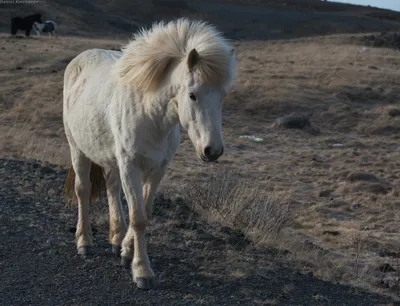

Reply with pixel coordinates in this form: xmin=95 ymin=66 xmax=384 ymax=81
xmin=1 ymin=0 xmax=400 ymax=300
xmin=1 ymin=31 xmax=400 ymax=297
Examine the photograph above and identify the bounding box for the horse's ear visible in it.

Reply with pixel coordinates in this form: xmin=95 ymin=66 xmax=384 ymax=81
xmin=187 ymin=48 xmax=199 ymax=72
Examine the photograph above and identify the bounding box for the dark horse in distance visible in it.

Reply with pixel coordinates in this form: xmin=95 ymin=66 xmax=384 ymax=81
xmin=11 ymin=13 xmax=43 ymax=37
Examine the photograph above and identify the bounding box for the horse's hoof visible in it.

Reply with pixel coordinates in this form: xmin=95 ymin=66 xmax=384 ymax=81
xmin=78 ymin=246 xmax=94 ymax=256
xmin=111 ymin=245 xmax=121 ymax=257
xmin=135 ymin=278 xmax=154 ymax=290
xmin=121 ymin=256 xmax=132 ymax=269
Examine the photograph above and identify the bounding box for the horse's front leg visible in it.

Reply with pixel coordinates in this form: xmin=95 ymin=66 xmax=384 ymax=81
xmin=119 ymin=162 xmax=154 ymax=290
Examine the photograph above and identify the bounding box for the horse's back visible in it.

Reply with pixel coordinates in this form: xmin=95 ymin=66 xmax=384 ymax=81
xmin=64 ymin=49 xmax=121 ymax=102
xmin=64 ymin=48 xmax=122 ymax=112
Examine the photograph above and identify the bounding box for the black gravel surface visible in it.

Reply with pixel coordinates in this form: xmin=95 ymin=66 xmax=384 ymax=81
xmin=0 ymin=158 xmax=395 ymax=305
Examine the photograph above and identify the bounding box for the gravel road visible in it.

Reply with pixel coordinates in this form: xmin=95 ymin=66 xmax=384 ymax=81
xmin=0 ymin=158 xmax=395 ymax=305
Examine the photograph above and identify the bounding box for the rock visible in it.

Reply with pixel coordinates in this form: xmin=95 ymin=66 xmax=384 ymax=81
xmin=274 ymin=116 xmax=319 ymax=134
xmin=46 ymin=238 xmax=57 ymax=245
xmin=275 ymin=116 xmax=310 ymax=129
xmin=319 ymin=189 xmax=333 ymax=197
xmin=366 ymin=183 xmax=388 ymax=194
xmin=322 ymin=230 xmax=340 ymax=236
xmin=198 ymin=233 xmax=215 ymax=241
xmin=40 ymin=166 xmax=56 ymax=174
xmin=219 ymin=226 xmax=233 ymax=235
xmin=368 ymin=65 xmax=378 ymax=70
xmin=226 ymin=234 xmax=249 ymax=249
xmin=388 ymin=108 xmax=400 ymax=117
xmin=347 ymin=172 xmax=380 ymax=183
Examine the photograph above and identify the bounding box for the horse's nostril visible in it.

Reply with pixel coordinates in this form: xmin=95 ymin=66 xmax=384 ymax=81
xmin=204 ymin=146 xmax=212 ymax=157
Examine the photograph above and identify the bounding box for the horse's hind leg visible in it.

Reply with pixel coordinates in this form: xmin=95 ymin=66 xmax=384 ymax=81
xmin=71 ymin=148 xmax=93 ymax=255
xmin=143 ymin=168 xmax=166 ymax=220
xmin=104 ymin=167 xmax=127 ymax=257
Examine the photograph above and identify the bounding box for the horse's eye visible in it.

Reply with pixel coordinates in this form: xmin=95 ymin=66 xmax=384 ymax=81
xmin=189 ymin=93 xmax=196 ymax=101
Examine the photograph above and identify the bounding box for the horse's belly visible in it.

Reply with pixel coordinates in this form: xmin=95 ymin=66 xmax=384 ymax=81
xmin=65 ymin=108 xmax=115 ymax=166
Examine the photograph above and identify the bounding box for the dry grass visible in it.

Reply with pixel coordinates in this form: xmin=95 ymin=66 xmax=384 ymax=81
xmin=1 ymin=30 xmax=400 ymax=298
xmin=177 ymin=167 xmax=292 ymax=245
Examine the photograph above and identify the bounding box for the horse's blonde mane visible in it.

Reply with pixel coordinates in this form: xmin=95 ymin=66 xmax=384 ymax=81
xmin=117 ymin=18 xmax=235 ymax=93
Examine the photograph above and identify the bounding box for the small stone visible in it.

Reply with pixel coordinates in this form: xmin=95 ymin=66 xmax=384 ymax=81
xmin=319 ymin=189 xmax=332 ymax=197
xmin=322 ymin=230 xmax=340 ymax=236
xmin=219 ymin=227 xmax=233 ymax=235
xmin=40 ymin=166 xmax=56 ymax=174
xmin=347 ymin=172 xmax=380 ymax=183
xmin=388 ymin=108 xmax=400 ymax=117
xmin=198 ymin=233 xmax=215 ymax=241
xmin=366 ymin=183 xmax=388 ymax=194
xmin=226 ymin=235 xmax=249 ymax=248
xmin=46 ymin=238 xmax=57 ymax=245
xmin=275 ymin=116 xmax=311 ymax=129
xmin=274 ymin=116 xmax=319 ymax=134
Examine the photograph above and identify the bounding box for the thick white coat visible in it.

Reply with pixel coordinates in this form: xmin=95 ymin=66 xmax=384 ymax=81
xmin=63 ymin=18 xmax=236 ymax=288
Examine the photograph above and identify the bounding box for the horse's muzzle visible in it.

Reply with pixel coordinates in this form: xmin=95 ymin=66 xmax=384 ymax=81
xmin=200 ymin=146 xmax=224 ymax=162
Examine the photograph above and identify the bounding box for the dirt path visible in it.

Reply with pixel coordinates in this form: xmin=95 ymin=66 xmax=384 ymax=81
xmin=0 ymin=158 xmax=395 ymax=305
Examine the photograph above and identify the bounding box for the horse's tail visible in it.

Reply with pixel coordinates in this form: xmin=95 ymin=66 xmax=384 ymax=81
xmin=64 ymin=162 xmax=106 ymax=208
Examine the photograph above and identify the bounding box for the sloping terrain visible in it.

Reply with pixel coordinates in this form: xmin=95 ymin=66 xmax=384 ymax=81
xmin=0 ymin=0 xmax=400 ymax=39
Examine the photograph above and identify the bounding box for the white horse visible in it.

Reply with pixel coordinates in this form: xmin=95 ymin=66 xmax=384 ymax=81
xmin=33 ymin=20 xmax=57 ymax=38
xmin=63 ymin=18 xmax=236 ymax=290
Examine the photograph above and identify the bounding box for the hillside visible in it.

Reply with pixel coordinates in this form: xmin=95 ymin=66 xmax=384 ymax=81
xmin=1 ymin=0 xmax=400 ymax=39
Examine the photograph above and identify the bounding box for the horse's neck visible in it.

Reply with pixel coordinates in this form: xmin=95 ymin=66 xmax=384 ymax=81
xmin=140 ymin=89 xmax=179 ymax=142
